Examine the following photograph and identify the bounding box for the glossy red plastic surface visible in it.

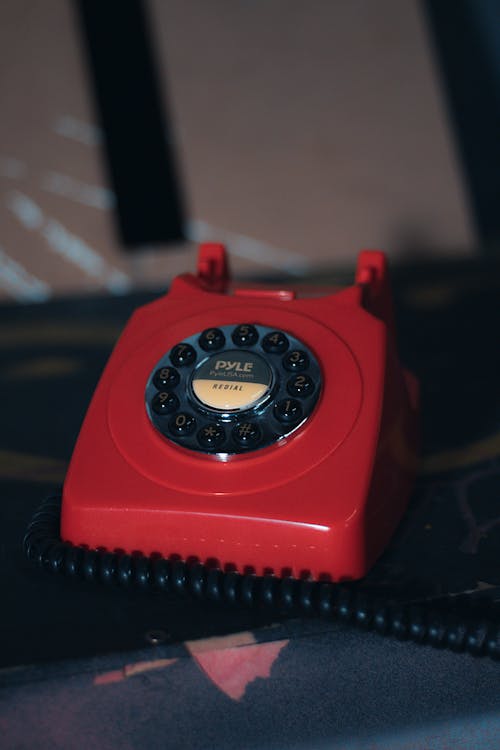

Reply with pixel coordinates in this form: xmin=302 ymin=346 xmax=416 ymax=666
xmin=61 ymin=244 xmax=419 ymax=580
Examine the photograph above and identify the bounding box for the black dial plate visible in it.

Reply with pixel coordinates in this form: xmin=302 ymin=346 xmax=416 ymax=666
xmin=145 ymin=324 xmax=322 ymax=455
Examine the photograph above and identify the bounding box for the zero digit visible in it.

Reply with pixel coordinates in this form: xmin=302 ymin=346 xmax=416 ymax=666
xmin=169 ymin=412 xmax=196 ymax=435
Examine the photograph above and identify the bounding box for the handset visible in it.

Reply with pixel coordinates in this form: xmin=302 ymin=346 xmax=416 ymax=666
xmin=27 ymin=243 xmax=419 ymax=582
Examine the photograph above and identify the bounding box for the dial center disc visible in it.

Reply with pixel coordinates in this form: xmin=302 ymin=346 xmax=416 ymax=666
xmin=191 ymin=349 xmax=272 ymax=412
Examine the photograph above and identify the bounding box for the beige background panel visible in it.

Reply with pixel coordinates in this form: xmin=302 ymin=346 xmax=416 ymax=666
xmin=0 ymin=0 xmax=192 ymax=302
xmin=153 ymin=0 xmax=474 ymax=263
xmin=0 ymin=0 xmax=475 ymax=302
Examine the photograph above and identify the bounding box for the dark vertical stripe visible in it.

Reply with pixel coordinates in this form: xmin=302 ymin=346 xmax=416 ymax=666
xmin=74 ymin=0 xmax=185 ymax=247
xmin=422 ymin=0 xmax=500 ymax=249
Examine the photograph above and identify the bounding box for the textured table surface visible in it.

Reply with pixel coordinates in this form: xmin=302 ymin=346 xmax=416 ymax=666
xmin=1 ymin=257 xmax=499 ymax=749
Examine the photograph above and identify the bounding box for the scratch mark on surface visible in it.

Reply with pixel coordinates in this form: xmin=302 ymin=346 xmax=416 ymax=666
xmin=41 ymin=172 xmax=115 ymax=211
xmin=455 ymin=462 xmax=500 ymax=554
xmin=405 ymin=276 xmax=500 ymax=310
xmin=0 ymin=247 xmax=51 ymax=302
xmin=7 ymin=192 xmax=43 ymax=230
xmin=7 ymin=192 xmax=131 ymax=294
xmin=93 ymin=658 xmax=178 ymax=685
xmin=185 ymin=631 xmax=257 ymax=655
xmin=0 ymin=322 xmax=121 ymax=347
xmin=123 ymin=659 xmax=178 ymax=678
xmin=0 ymin=450 xmax=67 ymax=483
xmin=422 ymin=432 xmax=500 ymax=475
xmin=2 ymin=356 xmax=82 ymax=380
xmin=421 ymin=460 xmax=500 ymax=557
xmin=53 ymin=115 xmax=102 ymax=146
xmin=93 ymin=669 xmax=124 ymax=686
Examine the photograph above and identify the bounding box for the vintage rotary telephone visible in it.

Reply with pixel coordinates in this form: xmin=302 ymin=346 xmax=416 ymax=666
xmin=24 ymin=244 xmax=499 ymax=658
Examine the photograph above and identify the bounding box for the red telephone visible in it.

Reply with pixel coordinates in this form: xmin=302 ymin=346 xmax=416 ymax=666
xmin=60 ymin=243 xmax=419 ymax=581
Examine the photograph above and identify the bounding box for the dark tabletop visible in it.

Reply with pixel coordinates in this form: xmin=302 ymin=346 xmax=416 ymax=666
xmin=1 ymin=257 xmax=499 ymax=749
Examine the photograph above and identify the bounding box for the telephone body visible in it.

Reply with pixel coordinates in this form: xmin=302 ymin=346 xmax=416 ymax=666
xmin=61 ymin=244 xmax=419 ymax=581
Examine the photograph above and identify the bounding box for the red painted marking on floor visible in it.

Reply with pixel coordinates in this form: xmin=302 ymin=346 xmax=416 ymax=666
xmin=93 ymin=669 xmax=124 ymax=686
xmin=191 ymin=639 xmax=289 ymax=700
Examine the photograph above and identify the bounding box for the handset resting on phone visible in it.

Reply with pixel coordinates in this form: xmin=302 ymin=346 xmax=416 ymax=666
xmin=55 ymin=243 xmax=419 ymax=581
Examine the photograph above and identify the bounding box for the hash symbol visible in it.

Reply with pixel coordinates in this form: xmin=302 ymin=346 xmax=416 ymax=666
xmin=239 ymin=423 xmax=253 ymax=436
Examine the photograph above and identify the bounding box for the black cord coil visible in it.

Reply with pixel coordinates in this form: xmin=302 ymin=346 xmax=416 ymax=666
xmin=24 ymin=495 xmax=500 ymax=660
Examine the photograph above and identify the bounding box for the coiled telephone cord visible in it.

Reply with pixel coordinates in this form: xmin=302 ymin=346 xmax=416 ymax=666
xmin=24 ymin=494 xmax=500 ymax=660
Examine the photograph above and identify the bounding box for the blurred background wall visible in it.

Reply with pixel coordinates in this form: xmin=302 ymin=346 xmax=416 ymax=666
xmin=0 ymin=0 xmax=484 ymax=302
